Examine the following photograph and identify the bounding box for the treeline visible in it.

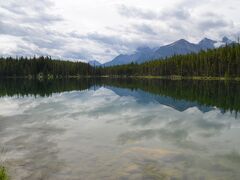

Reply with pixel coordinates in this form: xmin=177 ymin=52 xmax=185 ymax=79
xmin=0 ymin=44 xmax=240 ymax=78
xmin=96 ymin=44 xmax=240 ymax=77
xmin=0 ymin=56 xmax=92 ymax=78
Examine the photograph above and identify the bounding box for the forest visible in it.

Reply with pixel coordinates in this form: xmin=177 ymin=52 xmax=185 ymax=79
xmin=96 ymin=43 xmax=240 ymax=78
xmin=0 ymin=56 xmax=92 ymax=78
xmin=0 ymin=43 xmax=240 ymax=78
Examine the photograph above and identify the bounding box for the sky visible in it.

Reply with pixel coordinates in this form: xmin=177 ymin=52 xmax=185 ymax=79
xmin=0 ymin=0 xmax=240 ymax=63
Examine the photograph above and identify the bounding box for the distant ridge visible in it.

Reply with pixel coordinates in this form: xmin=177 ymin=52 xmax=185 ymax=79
xmin=89 ymin=60 xmax=102 ymax=66
xmin=102 ymin=37 xmax=235 ymax=66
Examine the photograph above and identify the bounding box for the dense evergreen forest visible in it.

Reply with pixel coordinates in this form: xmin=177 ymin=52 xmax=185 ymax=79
xmin=96 ymin=44 xmax=240 ymax=77
xmin=0 ymin=44 xmax=240 ymax=78
xmin=0 ymin=56 xmax=92 ymax=78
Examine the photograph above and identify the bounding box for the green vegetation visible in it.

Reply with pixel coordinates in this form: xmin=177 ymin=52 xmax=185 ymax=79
xmin=0 ymin=56 xmax=92 ymax=78
xmin=0 ymin=166 xmax=9 ymax=180
xmin=0 ymin=44 xmax=239 ymax=112
xmin=0 ymin=44 xmax=240 ymax=79
xmin=96 ymin=44 xmax=240 ymax=78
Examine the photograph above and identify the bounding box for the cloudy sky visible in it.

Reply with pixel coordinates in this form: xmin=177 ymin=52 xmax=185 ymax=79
xmin=0 ymin=0 xmax=240 ymax=63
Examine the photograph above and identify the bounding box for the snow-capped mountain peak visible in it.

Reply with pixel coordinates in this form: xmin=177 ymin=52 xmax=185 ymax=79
xmin=102 ymin=37 xmax=236 ymax=66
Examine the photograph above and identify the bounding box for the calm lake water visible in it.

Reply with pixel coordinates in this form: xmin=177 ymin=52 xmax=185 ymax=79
xmin=0 ymin=78 xmax=240 ymax=180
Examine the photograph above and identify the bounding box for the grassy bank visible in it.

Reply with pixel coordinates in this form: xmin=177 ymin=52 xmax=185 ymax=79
xmin=0 ymin=166 xmax=9 ymax=180
xmin=97 ymin=75 xmax=240 ymax=81
xmin=132 ymin=76 xmax=240 ymax=81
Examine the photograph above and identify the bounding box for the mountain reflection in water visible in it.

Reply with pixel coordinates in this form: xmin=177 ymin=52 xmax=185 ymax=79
xmin=0 ymin=78 xmax=240 ymax=180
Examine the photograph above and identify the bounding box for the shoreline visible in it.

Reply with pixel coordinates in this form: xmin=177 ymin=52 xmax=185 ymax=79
xmin=0 ymin=75 xmax=240 ymax=81
xmin=129 ymin=76 xmax=240 ymax=81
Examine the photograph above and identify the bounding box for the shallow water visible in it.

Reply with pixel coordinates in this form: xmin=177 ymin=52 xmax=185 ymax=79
xmin=0 ymin=79 xmax=240 ymax=180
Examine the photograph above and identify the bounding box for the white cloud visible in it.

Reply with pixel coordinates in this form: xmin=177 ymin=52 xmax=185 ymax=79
xmin=0 ymin=0 xmax=240 ymax=63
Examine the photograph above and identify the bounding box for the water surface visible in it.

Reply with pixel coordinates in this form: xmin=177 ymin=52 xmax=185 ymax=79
xmin=0 ymin=78 xmax=240 ymax=180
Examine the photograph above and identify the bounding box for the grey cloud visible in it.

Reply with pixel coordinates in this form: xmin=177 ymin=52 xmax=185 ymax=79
xmin=178 ymin=0 xmax=209 ymax=8
xmin=0 ymin=4 xmax=27 ymax=15
xmin=198 ymin=19 xmax=230 ymax=31
xmin=0 ymin=0 xmax=68 ymax=57
xmin=71 ymin=32 xmax=135 ymax=54
xmin=133 ymin=24 xmax=157 ymax=35
xmin=0 ymin=21 xmax=34 ymax=37
xmin=118 ymin=5 xmax=158 ymax=20
xmin=0 ymin=20 xmax=66 ymax=50
xmin=196 ymin=11 xmax=233 ymax=32
xmin=105 ymin=49 xmax=111 ymax=54
xmin=21 ymin=13 xmax=63 ymax=25
xmin=2 ymin=46 xmax=38 ymax=58
xmin=0 ymin=0 xmax=239 ymax=62
xmin=69 ymin=31 xmax=124 ymax=49
xmin=70 ymin=32 xmax=129 ymax=56
xmin=0 ymin=0 xmax=62 ymax=25
xmin=22 ymin=36 xmax=65 ymax=50
xmin=1 ymin=0 xmax=54 ymax=12
xmin=12 ymin=45 xmax=41 ymax=57
xmin=84 ymin=32 xmax=161 ymax=49
xmin=117 ymin=5 xmax=190 ymax=21
xmin=163 ymin=8 xmax=190 ymax=20
xmin=0 ymin=17 xmax=104 ymax=60
xmin=62 ymin=51 xmax=93 ymax=61
xmin=86 ymin=32 xmax=124 ymax=46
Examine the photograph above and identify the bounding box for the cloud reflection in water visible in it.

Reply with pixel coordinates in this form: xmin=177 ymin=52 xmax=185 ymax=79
xmin=0 ymin=87 xmax=240 ymax=179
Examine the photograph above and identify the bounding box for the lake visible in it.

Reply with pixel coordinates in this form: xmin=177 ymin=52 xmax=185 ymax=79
xmin=0 ymin=78 xmax=240 ymax=180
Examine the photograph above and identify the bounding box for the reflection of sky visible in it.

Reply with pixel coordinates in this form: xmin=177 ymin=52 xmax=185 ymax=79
xmin=0 ymin=87 xmax=240 ymax=179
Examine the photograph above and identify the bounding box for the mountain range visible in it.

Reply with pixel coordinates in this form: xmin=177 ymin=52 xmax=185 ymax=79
xmin=88 ymin=60 xmax=102 ymax=66
xmin=90 ymin=37 xmax=235 ymax=66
